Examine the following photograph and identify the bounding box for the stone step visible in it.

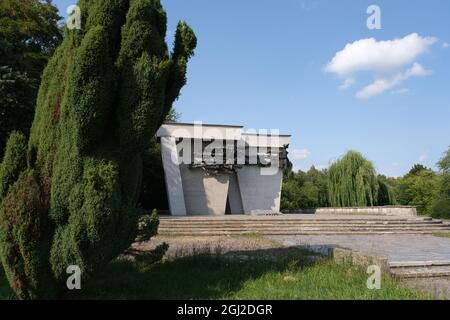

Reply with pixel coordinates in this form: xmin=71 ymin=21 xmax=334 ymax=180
xmin=160 ymin=217 xmax=428 ymax=222
xmin=159 ymin=223 xmax=450 ymax=229
xmin=160 ymin=221 xmax=442 ymax=227
xmin=159 ymin=228 xmax=450 ymax=234
xmin=159 ymin=222 xmax=445 ymax=228
xmin=158 ymin=216 xmax=449 ymax=236
xmin=159 ymin=224 xmax=450 ymax=230
xmin=159 ymin=219 xmax=442 ymax=224
xmin=390 ymin=265 xmax=450 ymax=279
xmin=390 ymin=261 xmax=450 ymax=268
xmin=157 ymin=230 xmax=444 ymax=236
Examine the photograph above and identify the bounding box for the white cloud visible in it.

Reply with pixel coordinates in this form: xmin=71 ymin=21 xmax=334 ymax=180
xmin=356 ymin=63 xmax=432 ymax=99
xmin=443 ymin=42 xmax=450 ymax=48
xmin=325 ymin=33 xmax=437 ymax=99
xmin=407 ymin=62 xmax=434 ymax=77
xmin=391 ymin=88 xmax=410 ymax=95
xmin=290 ymin=148 xmax=311 ymax=160
xmin=339 ymin=78 xmax=355 ymax=90
xmin=326 ymin=33 xmax=436 ymax=76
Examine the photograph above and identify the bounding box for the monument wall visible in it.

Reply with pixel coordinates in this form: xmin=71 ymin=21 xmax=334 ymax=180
xmin=157 ymin=123 xmax=291 ymax=216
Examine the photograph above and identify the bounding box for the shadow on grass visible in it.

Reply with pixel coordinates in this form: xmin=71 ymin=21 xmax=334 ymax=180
xmin=70 ymin=247 xmax=316 ymax=300
xmin=0 ymin=267 xmax=13 ymax=300
xmin=1 ymin=246 xmax=430 ymax=300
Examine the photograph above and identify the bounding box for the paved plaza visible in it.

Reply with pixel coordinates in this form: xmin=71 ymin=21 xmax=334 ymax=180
xmin=271 ymin=234 xmax=450 ymax=263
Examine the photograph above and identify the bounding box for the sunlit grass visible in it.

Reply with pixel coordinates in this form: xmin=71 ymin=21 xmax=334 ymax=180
xmin=433 ymin=232 xmax=450 ymax=238
xmin=76 ymin=254 xmax=429 ymax=300
xmin=1 ymin=251 xmax=431 ymax=300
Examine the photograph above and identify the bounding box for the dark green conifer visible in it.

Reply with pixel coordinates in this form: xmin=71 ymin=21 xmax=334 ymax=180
xmin=0 ymin=0 xmax=196 ymax=299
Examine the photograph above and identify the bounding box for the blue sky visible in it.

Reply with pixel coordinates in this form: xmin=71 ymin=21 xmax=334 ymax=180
xmin=53 ymin=0 xmax=450 ymax=177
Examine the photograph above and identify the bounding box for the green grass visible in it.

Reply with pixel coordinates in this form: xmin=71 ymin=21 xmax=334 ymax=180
xmin=227 ymin=260 xmax=429 ymax=300
xmin=1 ymin=253 xmax=430 ymax=300
xmin=0 ymin=267 xmax=13 ymax=299
xmin=433 ymin=232 xmax=450 ymax=238
xmin=75 ymin=254 xmax=428 ymax=300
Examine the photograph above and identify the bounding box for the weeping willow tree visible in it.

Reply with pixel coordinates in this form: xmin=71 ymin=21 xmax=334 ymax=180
xmin=328 ymin=151 xmax=380 ymax=207
xmin=0 ymin=0 xmax=196 ymax=299
xmin=377 ymin=175 xmax=396 ymax=206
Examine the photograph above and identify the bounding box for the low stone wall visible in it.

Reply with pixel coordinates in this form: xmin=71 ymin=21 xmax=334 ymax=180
xmin=331 ymin=247 xmax=391 ymax=273
xmin=284 ymin=206 xmax=417 ymax=217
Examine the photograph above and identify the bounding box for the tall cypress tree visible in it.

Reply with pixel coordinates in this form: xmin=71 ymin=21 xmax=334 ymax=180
xmin=0 ymin=0 xmax=196 ymax=299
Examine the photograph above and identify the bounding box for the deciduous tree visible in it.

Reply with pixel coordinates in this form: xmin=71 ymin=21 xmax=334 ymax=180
xmin=0 ymin=0 xmax=62 ymax=158
xmin=432 ymin=147 xmax=450 ymax=218
xmin=327 ymin=151 xmax=379 ymax=207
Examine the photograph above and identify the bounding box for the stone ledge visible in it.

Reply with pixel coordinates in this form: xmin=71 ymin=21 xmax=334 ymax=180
xmin=285 ymin=206 xmax=418 ymax=217
xmin=329 ymin=247 xmax=391 ymax=273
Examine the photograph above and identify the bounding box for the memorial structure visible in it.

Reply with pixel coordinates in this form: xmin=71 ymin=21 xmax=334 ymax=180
xmin=156 ymin=123 xmax=291 ymax=216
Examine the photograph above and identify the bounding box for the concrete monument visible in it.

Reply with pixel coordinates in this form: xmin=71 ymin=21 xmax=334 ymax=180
xmin=156 ymin=123 xmax=291 ymax=216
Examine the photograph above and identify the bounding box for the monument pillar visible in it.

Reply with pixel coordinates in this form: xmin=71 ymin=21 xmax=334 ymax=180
xmin=160 ymin=136 xmax=187 ymax=216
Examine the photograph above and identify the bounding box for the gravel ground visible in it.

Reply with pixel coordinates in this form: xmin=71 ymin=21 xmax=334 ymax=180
xmin=128 ymin=234 xmax=317 ymax=261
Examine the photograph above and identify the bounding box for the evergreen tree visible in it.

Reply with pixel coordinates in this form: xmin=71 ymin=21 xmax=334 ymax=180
xmin=139 ymin=109 xmax=180 ymax=211
xmin=0 ymin=0 xmax=196 ymax=299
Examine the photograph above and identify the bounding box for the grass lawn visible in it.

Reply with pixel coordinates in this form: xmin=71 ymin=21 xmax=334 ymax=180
xmin=75 ymin=253 xmax=428 ymax=300
xmin=1 ymin=252 xmax=430 ymax=300
xmin=0 ymin=267 xmax=13 ymax=299
xmin=433 ymin=232 xmax=450 ymax=238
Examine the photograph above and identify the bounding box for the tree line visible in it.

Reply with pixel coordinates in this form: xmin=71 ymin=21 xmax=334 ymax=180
xmin=281 ymin=148 xmax=450 ymax=219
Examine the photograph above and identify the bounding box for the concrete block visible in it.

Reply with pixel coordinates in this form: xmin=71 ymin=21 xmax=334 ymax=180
xmin=160 ymin=137 xmax=186 ymax=216
xmin=228 ymin=173 xmax=244 ymax=214
xmin=180 ymin=165 xmax=230 ymax=215
xmin=236 ymin=166 xmax=283 ymax=214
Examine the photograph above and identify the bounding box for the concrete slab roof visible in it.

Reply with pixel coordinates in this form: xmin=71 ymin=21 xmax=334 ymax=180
xmin=164 ymin=122 xmax=244 ymax=128
xmin=157 ymin=123 xmax=291 ymax=144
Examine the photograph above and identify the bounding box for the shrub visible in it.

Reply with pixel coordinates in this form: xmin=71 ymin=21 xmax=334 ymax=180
xmin=431 ymin=198 xmax=450 ymax=219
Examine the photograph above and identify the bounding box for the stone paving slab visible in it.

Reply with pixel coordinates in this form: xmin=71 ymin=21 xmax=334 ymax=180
xmin=271 ymin=234 xmax=450 ymax=299
xmin=160 ymin=214 xmax=428 ymax=221
xmin=270 ymin=235 xmax=450 ymax=263
xmin=402 ymin=278 xmax=450 ymax=300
